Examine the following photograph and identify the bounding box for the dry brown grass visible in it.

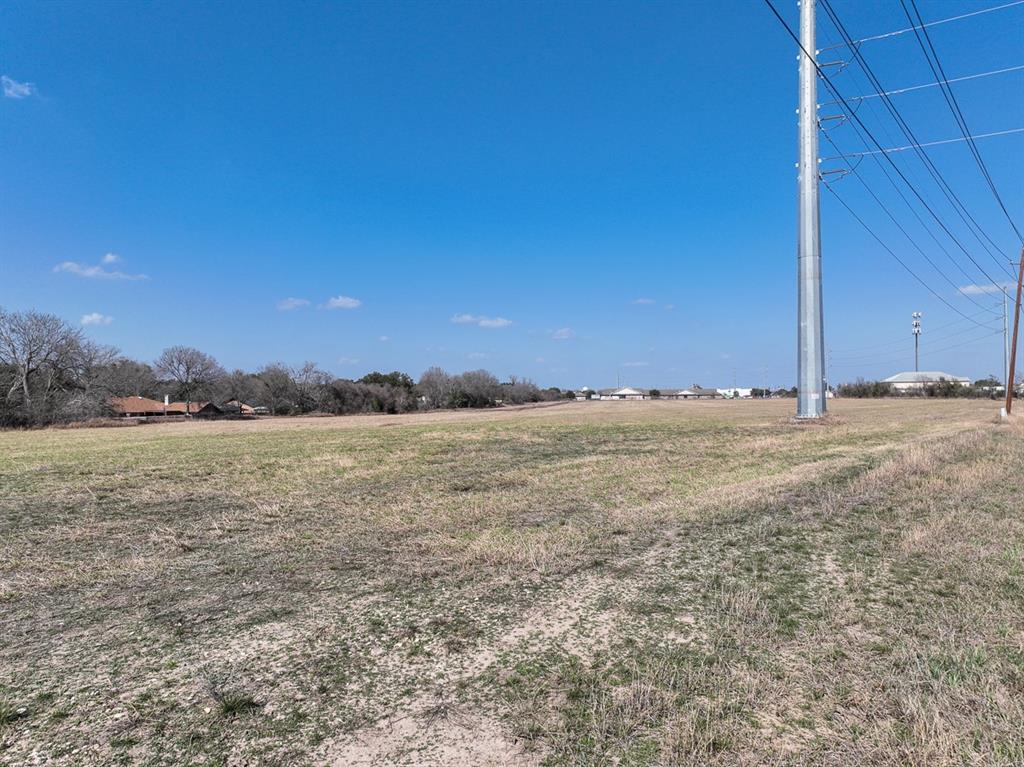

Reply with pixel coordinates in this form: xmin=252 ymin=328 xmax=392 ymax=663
xmin=0 ymin=398 xmax=1020 ymax=766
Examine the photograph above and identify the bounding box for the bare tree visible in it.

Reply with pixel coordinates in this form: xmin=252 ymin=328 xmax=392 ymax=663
xmin=417 ymin=366 xmax=453 ymax=409
xmin=94 ymin=359 xmax=159 ymax=398
xmin=258 ymin=363 xmax=294 ymax=415
xmin=453 ymin=369 xmax=501 ymax=408
xmin=216 ymin=369 xmax=268 ymax=409
xmin=0 ymin=308 xmax=85 ymax=420
xmin=292 ymin=362 xmax=332 ymax=412
xmin=154 ymin=346 xmax=224 ymax=416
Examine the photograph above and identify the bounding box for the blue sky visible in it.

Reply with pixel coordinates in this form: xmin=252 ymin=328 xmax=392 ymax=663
xmin=2 ymin=0 xmax=1021 ymax=389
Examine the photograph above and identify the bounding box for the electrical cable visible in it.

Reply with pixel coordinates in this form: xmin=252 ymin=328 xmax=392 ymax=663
xmin=902 ymin=0 xmax=1024 ymax=243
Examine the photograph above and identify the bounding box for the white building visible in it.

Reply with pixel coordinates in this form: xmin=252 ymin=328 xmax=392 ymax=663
xmin=598 ymin=387 xmax=648 ymax=400
xmin=662 ymin=387 xmax=721 ymax=400
xmin=717 ymin=387 xmax=753 ymax=399
xmin=575 ymin=386 xmax=596 ymax=401
xmin=882 ymin=371 xmax=970 ymax=392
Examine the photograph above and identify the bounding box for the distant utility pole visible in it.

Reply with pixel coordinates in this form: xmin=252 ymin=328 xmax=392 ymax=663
xmin=796 ymin=0 xmax=826 ymax=418
xmin=1004 ymin=290 xmax=1010 ymax=395
xmin=1005 ymin=246 xmax=1024 ymax=416
xmin=912 ymin=312 xmax=922 ymax=372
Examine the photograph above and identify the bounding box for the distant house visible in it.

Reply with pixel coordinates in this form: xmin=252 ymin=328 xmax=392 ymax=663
xmin=882 ymin=371 xmax=970 ymax=392
xmin=224 ymin=400 xmax=256 ymax=415
xmin=667 ymin=386 xmax=722 ymax=400
xmin=718 ymin=387 xmax=753 ymax=399
xmin=598 ymin=387 xmax=648 ymax=400
xmin=109 ymin=396 xmax=170 ymax=417
xmin=574 ymin=387 xmax=595 ymax=401
xmin=167 ymin=401 xmax=223 ymax=417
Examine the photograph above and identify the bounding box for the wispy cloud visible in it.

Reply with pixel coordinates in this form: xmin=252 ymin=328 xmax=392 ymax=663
xmin=621 ymin=361 xmax=649 ymax=367
xmin=337 ymin=356 xmax=360 ymax=365
xmin=959 ymin=282 xmax=1014 ymax=295
xmin=378 ymin=335 xmax=390 ymax=342
xmin=450 ymin=313 xmax=512 ymax=328
xmin=2 ymin=75 xmax=35 ymax=99
xmin=664 ymin=304 xmax=676 ymax=311
xmin=277 ymin=297 xmax=310 ymax=311
xmin=324 ymin=295 xmax=362 ymax=309
xmin=101 ymin=253 xmax=121 ymax=264
xmin=632 ymin=298 xmax=656 ymax=305
xmin=551 ymin=327 xmax=575 ymax=340
xmin=80 ymin=312 xmax=113 ymax=326
xmin=467 ymin=352 xmax=487 ymax=359
xmin=53 ymin=257 xmax=147 ymax=280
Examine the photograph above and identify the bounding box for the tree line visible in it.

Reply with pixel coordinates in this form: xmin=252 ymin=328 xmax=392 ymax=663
xmin=0 ymin=308 xmax=563 ymax=427
xmin=836 ymin=376 xmax=1015 ymax=399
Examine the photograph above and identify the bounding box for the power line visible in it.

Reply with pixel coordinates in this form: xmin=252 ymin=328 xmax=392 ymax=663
xmin=831 ymin=307 xmax=1002 ymax=353
xmin=830 ymin=329 xmax=1003 ymax=368
xmin=765 ymin=0 xmax=1011 ymax=289
xmin=902 ymin=0 xmax=1024 ymax=244
xmin=832 ymin=319 xmax=1002 ymax=361
xmin=763 ymin=0 xmax=1013 ymax=310
xmin=825 ymin=147 xmax=1000 ymax=314
xmin=818 ymin=0 xmax=1024 ymax=52
xmin=762 ymin=0 xmax=1020 ymax=384
xmin=820 ymin=108 xmax=1008 ymax=295
xmin=824 ymin=181 xmax=995 ymax=326
xmin=821 ymin=64 xmax=1024 ymax=107
xmin=817 ymin=0 xmax=1017 ymax=283
xmin=821 ymin=128 xmax=1024 ymax=160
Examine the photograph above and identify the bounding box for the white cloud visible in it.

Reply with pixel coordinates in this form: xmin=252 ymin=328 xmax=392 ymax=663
xmin=277 ymin=297 xmax=310 ymax=311
xmin=551 ymin=327 xmax=575 ymax=340
xmin=451 ymin=313 xmax=512 ymax=328
xmin=535 ymin=357 xmax=546 ymax=363
xmin=337 ymin=357 xmax=360 ymax=365
xmin=664 ymin=304 xmax=676 ymax=311
xmin=621 ymin=361 xmax=649 ymax=367
xmin=632 ymin=298 xmax=656 ymax=305
xmin=325 ymin=295 xmax=362 ymax=309
xmin=479 ymin=317 xmax=512 ymax=328
xmin=101 ymin=253 xmax=121 ymax=264
xmin=2 ymin=75 xmax=35 ymax=99
xmin=959 ymin=282 xmax=1014 ymax=296
xmin=80 ymin=312 xmax=113 ymax=326
xmin=53 ymin=259 xmax=147 ymax=280
xmin=467 ymin=352 xmax=487 ymax=359
xmin=378 ymin=335 xmax=390 ymax=342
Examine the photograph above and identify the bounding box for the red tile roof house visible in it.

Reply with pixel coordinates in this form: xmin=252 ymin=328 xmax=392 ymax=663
xmin=167 ymin=401 xmax=223 ymax=417
xmin=109 ymin=397 xmax=223 ymax=418
xmin=109 ymin=396 xmax=171 ymax=417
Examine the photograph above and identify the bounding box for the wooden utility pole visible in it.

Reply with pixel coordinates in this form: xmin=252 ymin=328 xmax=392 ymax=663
xmin=1006 ymin=245 xmax=1024 ymax=416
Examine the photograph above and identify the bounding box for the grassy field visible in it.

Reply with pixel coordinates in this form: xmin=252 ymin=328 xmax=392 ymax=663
xmin=1 ymin=399 xmax=1022 ymax=766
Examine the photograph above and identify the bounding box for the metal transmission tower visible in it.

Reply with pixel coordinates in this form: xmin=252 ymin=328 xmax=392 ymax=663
xmin=912 ymin=312 xmax=922 ymax=371
xmin=796 ymin=0 xmax=827 ymax=418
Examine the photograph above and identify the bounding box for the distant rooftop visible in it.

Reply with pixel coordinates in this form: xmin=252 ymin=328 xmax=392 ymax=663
xmin=882 ymin=371 xmax=970 ymax=384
